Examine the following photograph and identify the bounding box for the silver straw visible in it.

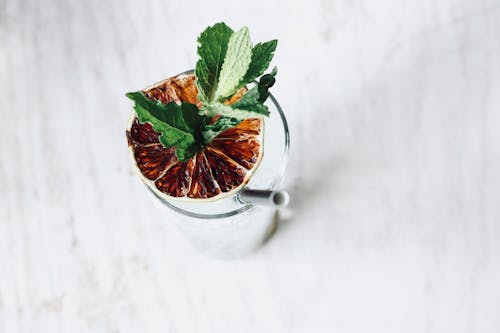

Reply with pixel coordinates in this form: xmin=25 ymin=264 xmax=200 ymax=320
xmin=238 ymin=189 xmax=290 ymax=207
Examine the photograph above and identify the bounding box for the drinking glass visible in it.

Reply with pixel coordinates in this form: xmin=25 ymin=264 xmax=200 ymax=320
xmin=145 ymin=71 xmax=290 ymax=259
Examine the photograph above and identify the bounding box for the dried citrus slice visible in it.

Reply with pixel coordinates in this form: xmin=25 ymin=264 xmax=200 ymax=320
xmin=126 ymin=73 xmax=263 ymax=201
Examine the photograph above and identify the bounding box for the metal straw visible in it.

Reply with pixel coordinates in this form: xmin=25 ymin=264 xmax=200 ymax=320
xmin=238 ymin=189 xmax=290 ymax=207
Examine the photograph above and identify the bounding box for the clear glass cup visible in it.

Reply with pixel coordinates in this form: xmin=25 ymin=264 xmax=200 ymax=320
xmin=144 ymin=71 xmax=290 ymax=259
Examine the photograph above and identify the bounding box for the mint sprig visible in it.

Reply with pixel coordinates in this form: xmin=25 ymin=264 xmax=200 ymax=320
xmin=127 ymin=22 xmax=278 ymax=161
xmin=193 ymin=23 xmax=278 ymax=142
xmin=195 ymin=23 xmax=277 ymax=107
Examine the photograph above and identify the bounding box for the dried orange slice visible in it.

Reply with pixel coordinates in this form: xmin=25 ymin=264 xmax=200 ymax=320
xmin=126 ymin=73 xmax=263 ymax=201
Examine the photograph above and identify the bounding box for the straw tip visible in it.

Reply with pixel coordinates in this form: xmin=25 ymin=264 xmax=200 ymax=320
xmin=271 ymin=191 xmax=289 ymax=207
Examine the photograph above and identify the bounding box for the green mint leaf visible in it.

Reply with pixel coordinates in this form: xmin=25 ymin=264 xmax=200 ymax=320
xmin=126 ymin=92 xmax=204 ymax=161
xmin=195 ymin=23 xmax=234 ymax=103
xmin=201 ymin=117 xmax=241 ymax=144
xmin=214 ymin=27 xmax=252 ymax=100
xmin=240 ymin=40 xmax=277 ymax=86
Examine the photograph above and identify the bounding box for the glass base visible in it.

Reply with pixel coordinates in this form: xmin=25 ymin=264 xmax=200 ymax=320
xmin=172 ymin=206 xmax=278 ymax=260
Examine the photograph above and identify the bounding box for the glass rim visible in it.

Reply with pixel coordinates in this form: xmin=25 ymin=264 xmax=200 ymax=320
xmin=146 ymin=70 xmax=290 ymax=219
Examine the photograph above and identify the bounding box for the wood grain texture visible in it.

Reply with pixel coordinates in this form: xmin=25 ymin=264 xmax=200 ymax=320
xmin=1 ymin=0 xmax=500 ymax=332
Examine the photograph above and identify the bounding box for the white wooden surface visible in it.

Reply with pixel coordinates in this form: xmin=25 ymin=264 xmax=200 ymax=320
xmin=1 ymin=0 xmax=500 ymax=332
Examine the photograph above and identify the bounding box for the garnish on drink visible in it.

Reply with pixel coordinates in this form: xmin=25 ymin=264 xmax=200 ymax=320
xmin=126 ymin=22 xmax=277 ymax=201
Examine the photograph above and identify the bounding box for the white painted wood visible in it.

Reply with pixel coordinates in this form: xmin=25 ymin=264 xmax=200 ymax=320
xmin=1 ymin=0 xmax=500 ymax=331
